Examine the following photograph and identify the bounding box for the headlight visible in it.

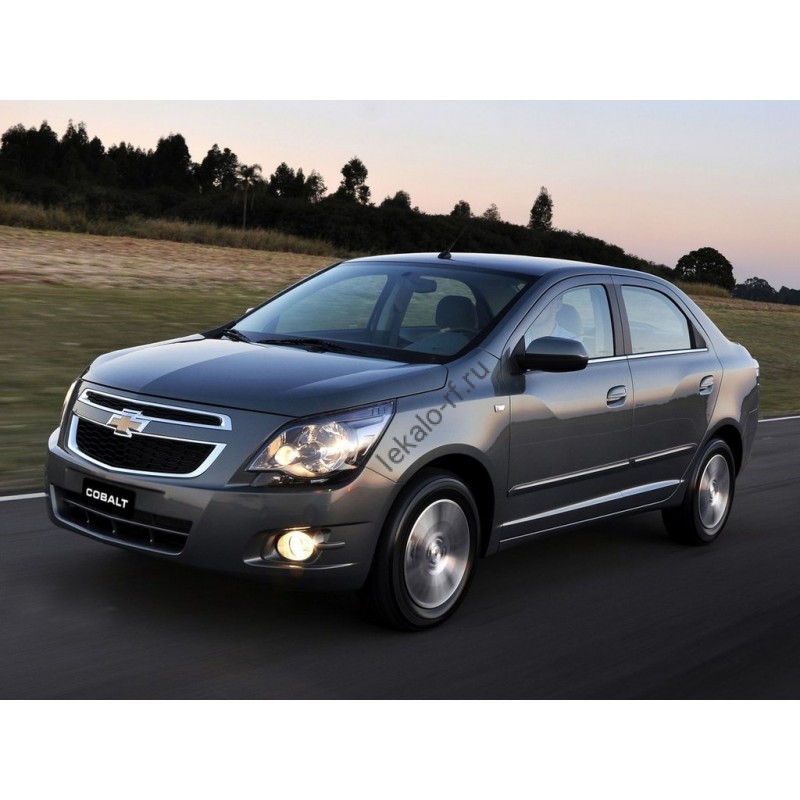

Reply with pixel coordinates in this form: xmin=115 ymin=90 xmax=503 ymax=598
xmin=249 ymin=401 xmax=394 ymax=482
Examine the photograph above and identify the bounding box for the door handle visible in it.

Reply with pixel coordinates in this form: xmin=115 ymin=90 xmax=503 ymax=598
xmin=699 ymin=375 xmax=715 ymax=396
xmin=607 ymin=385 xmax=627 ymax=406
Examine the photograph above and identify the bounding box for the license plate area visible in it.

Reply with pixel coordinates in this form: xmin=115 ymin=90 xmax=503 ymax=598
xmin=82 ymin=478 xmax=136 ymax=519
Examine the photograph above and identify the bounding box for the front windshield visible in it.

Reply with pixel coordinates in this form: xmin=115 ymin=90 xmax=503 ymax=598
xmin=235 ymin=260 xmax=534 ymax=362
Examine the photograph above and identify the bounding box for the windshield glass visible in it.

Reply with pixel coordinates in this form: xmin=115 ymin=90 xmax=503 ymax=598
xmin=235 ymin=260 xmax=534 ymax=362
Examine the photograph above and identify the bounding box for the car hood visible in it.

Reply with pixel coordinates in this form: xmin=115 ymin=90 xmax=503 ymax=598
xmin=86 ymin=336 xmax=447 ymax=416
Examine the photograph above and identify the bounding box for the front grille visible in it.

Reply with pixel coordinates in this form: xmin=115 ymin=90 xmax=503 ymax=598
xmin=84 ymin=391 xmax=222 ymax=427
xmin=55 ymin=487 xmax=191 ymax=554
xmin=75 ymin=418 xmax=215 ymax=475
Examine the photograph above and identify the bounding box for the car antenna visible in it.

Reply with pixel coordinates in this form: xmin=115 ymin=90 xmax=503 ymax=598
xmin=438 ymin=223 xmax=469 ymax=260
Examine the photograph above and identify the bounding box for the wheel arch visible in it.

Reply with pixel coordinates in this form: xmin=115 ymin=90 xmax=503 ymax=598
xmin=398 ymin=452 xmax=496 ymax=558
xmin=707 ymin=421 xmax=744 ymax=475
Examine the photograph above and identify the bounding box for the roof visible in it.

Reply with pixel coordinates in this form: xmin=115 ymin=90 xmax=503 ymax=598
xmin=347 ymin=252 xmax=654 ymax=281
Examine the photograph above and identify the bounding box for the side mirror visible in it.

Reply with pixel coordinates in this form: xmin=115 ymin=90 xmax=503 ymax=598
xmin=514 ymin=336 xmax=589 ymax=373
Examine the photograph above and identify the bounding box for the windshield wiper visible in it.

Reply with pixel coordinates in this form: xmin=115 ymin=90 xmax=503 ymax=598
xmin=256 ymin=337 xmax=364 ymax=355
xmin=222 ymin=328 xmax=252 ymax=343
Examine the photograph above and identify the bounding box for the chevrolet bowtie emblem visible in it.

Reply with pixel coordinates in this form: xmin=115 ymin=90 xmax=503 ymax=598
xmin=107 ymin=411 xmax=149 ymax=437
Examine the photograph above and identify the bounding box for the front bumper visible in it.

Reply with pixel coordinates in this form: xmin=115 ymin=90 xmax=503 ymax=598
xmin=46 ymin=429 xmax=398 ymax=591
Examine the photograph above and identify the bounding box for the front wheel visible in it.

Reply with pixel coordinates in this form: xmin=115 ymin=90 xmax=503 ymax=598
xmin=662 ymin=438 xmax=735 ymax=545
xmin=363 ymin=470 xmax=479 ymax=630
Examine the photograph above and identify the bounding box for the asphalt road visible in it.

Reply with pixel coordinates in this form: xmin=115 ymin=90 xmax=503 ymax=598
xmin=2 ymin=419 xmax=799 ymax=699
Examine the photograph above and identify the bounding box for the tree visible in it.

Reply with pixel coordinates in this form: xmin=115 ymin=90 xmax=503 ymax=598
xmin=236 ymin=163 xmax=262 ymax=230
xmin=675 ymin=247 xmax=735 ymax=292
xmin=304 ymin=169 xmax=327 ymax=203
xmin=267 ymin=163 xmax=327 ymax=202
xmin=0 ymin=121 xmax=60 ymax=177
xmin=107 ymin=141 xmax=151 ymax=189
xmin=380 ymin=190 xmax=412 ymax=209
xmin=196 ymin=144 xmax=239 ymax=192
xmin=335 ymin=157 xmax=371 ymax=204
xmin=450 ymin=200 xmax=472 ymax=218
xmin=732 ymin=277 xmax=777 ymax=302
xmin=482 ymin=203 xmax=502 ymax=222
xmin=59 ymin=120 xmax=99 ymax=185
xmin=777 ymin=286 xmax=800 ymax=306
xmin=268 ymin=162 xmax=301 ymax=197
xmin=151 ymin=133 xmax=194 ymax=190
xmin=529 ymin=186 xmax=553 ymax=230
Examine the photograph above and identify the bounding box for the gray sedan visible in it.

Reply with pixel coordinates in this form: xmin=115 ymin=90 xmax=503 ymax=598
xmin=46 ymin=253 xmax=759 ymax=629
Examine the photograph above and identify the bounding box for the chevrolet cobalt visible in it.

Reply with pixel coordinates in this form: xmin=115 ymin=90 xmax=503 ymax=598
xmin=46 ymin=253 xmax=760 ymax=629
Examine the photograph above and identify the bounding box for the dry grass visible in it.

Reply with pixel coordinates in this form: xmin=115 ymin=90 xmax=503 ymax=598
xmin=674 ymin=280 xmax=731 ymax=299
xmin=0 ymin=199 xmax=344 ymax=257
xmin=0 ymin=224 xmax=334 ymax=292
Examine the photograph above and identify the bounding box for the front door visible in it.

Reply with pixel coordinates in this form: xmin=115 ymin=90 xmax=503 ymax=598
xmin=502 ymin=280 xmax=634 ymax=545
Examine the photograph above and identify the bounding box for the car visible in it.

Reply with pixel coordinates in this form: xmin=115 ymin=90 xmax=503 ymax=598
xmin=45 ymin=252 xmax=760 ymax=629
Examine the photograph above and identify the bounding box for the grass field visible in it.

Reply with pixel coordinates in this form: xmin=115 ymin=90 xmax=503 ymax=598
xmin=693 ymin=296 xmax=800 ymax=417
xmin=1 ymin=225 xmax=797 ymax=491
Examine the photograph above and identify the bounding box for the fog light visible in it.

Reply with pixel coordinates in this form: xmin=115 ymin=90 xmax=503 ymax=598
xmin=276 ymin=530 xmax=316 ymax=562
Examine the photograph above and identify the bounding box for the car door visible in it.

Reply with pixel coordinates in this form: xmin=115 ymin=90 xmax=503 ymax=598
xmin=501 ymin=278 xmax=634 ymax=545
xmin=613 ymin=277 xmax=724 ymax=501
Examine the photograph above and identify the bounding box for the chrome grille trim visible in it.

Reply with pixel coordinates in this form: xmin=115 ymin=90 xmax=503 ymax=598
xmin=78 ymin=389 xmax=232 ymax=430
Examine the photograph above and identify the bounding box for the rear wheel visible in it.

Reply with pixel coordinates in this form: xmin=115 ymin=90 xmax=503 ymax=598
xmin=662 ymin=438 xmax=735 ymax=545
xmin=363 ymin=469 xmax=479 ymax=630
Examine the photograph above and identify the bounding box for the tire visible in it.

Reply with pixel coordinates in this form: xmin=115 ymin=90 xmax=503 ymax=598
xmin=363 ymin=469 xmax=479 ymax=631
xmin=662 ymin=438 xmax=735 ymax=545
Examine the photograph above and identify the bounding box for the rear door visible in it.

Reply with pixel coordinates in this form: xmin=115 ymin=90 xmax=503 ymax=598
xmin=614 ymin=277 xmax=723 ymax=500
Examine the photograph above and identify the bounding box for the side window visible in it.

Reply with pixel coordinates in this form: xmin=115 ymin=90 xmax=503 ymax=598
xmin=621 ymin=286 xmax=692 ymax=354
xmin=525 ymin=285 xmax=614 ymax=359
